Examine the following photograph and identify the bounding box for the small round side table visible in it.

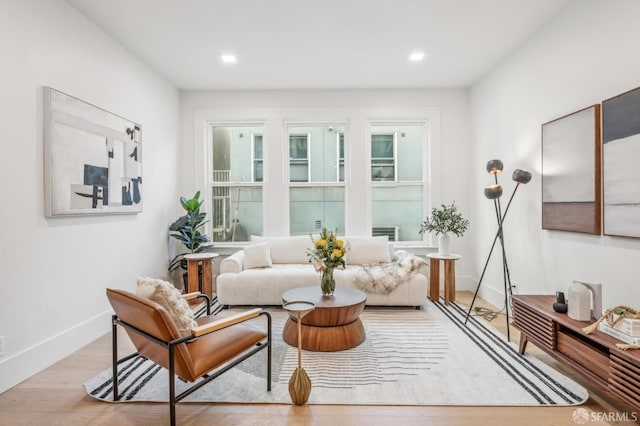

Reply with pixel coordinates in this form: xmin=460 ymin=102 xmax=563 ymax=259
xmin=183 ymin=252 xmax=219 ymax=298
xmin=283 ymin=301 xmax=315 ymax=406
xmin=426 ymin=253 xmax=462 ymax=305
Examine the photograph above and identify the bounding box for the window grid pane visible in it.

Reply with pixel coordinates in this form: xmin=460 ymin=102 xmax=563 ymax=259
xmin=210 ymin=186 xmax=263 ymax=242
xmin=290 ymin=186 xmax=345 ymax=236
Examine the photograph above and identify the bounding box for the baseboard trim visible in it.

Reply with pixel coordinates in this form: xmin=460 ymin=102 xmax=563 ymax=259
xmin=476 ymin=282 xmax=509 ymax=310
xmin=0 ymin=309 xmax=112 ymax=394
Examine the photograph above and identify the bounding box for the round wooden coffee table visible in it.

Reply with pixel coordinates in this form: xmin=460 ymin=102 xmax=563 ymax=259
xmin=281 ymin=286 xmax=367 ymax=352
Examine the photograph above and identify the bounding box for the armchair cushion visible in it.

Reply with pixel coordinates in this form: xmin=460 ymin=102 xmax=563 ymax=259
xmin=136 ymin=277 xmax=197 ymax=337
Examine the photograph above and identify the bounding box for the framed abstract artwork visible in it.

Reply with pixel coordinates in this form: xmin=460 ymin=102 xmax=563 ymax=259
xmin=541 ymin=105 xmax=601 ymax=234
xmin=44 ymin=87 xmax=142 ymax=216
xmin=602 ymin=86 xmax=640 ymax=238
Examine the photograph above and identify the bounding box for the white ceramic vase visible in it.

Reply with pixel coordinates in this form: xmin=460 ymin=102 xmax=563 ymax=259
xmin=438 ymin=233 xmax=451 ymax=256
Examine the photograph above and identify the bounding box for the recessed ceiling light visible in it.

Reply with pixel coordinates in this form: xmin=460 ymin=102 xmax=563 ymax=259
xmin=221 ymin=54 xmax=237 ymax=64
xmin=409 ymin=52 xmax=425 ymax=62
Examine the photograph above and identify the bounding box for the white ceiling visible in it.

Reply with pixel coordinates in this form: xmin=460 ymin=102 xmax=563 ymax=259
xmin=66 ymin=0 xmax=572 ymax=90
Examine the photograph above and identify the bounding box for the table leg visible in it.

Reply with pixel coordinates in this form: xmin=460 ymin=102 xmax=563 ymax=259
xmin=201 ymin=259 xmax=213 ymax=298
xmin=186 ymin=258 xmax=199 ymax=294
xmin=518 ymin=334 xmax=528 ymax=355
xmin=444 ymin=259 xmax=456 ymax=305
xmin=429 ymin=259 xmax=440 ymax=302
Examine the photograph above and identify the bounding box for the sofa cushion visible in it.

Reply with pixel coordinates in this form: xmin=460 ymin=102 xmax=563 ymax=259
xmin=136 ymin=277 xmax=197 ymax=337
xmin=345 ymin=236 xmax=391 ymax=265
xmin=251 ymin=235 xmax=313 ymax=264
xmin=243 ymin=242 xmax=273 ymax=269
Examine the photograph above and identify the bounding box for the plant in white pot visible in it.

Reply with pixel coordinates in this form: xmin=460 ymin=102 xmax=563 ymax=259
xmin=420 ymin=202 xmax=469 ymax=256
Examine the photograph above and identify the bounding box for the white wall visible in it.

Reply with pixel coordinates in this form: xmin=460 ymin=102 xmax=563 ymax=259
xmin=180 ymin=89 xmax=473 ymax=280
xmin=0 ymin=0 xmax=179 ymax=393
xmin=469 ymin=0 xmax=640 ymax=308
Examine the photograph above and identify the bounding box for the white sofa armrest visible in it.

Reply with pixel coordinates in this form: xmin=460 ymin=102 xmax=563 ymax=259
xmin=221 ymin=250 xmax=244 ymax=274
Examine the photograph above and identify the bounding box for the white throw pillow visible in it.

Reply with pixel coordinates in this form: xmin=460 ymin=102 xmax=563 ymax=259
xmin=251 ymin=235 xmax=312 ymax=264
xmin=345 ymin=236 xmax=391 ymax=265
xmin=136 ymin=277 xmax=197 ymax=337
xmin=243 ymin=242 xmax=273 ymax=269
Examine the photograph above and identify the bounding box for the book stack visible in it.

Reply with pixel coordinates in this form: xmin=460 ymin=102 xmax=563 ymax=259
xmin=597 ymin=313 xmax=640 ymax=345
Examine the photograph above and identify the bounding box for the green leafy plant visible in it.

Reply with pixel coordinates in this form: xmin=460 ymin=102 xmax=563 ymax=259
xmin=168 ymin=191 xmax=210 ymax=272
xmin=419 ymin=202 xmax=469 ymax=237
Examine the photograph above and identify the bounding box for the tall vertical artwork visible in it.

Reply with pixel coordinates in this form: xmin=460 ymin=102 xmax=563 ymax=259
xmin=44 ymin=87 xmax=142 ymax=216
xmin=541 ymin=105 xmax=601 ymax=234
xmin=603 ymin=87 xmax=640 ymax=237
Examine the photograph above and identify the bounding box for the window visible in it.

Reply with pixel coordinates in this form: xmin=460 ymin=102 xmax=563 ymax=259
xmin=288 ymin=124 xmax=347 ymax=235
xmin=338 ymin=133 xmax=345 ymax=182
xmin=289 ymin=134 xmax=310 ymax=182
xmin=252 ymin=134 xmax=263 ymax=182
xmin=209 ymin=125 xmax=264 ymax=241
xmin=371 ymin=134 xmax=396 ymax=181
xmin=370 ymin=123 xmax=426 ymax=241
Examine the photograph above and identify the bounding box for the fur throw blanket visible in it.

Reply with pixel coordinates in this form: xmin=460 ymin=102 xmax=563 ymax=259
xmin=354 ymin=250 xmax=427 ymax=295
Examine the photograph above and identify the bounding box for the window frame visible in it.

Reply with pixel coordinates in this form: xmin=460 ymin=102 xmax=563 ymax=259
xmin=205 ymin=122 xmax=266 ymax=243
xmin=286 ymin=122 xmax=349 ymax=235
xmin=367 ymin=120 xmax=429 ymax=241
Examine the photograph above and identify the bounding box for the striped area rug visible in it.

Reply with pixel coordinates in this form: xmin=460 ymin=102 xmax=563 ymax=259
xmin=84 ymin=297 xmax=587 ymax=406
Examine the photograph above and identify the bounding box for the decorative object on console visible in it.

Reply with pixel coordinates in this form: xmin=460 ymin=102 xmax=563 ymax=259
xmin=602 ymin=86 xmax=640 ymax=238
xmin=541 ymin=105 xmax=601 ymax=234
xmin=419 ymin=202 xmax=469 ymax=256
xmin=44 ymin=87 xmax=142 ymax=216
xmin=567 ymin=280 xmax=602 ymax=321
xmin=306 ymin=228 xmax=348 ymax=296
xmin=583 ymin=305 xmax=640 ymax=350
xmin=552 ymin=291 xmax=568 ymax=313
xmin=465 ymin=159 xmax=532 ymax=341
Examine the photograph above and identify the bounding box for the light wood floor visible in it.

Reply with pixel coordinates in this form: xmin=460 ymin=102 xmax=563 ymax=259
xmin=0 ymin=292 xmax=635 ymax=426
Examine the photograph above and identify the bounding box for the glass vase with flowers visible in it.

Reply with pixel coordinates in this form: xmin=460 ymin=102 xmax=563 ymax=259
xmin=307 ymin=228 xmax=348 ymax=296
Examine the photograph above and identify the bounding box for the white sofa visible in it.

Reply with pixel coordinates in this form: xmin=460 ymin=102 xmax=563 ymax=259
xmin=217 ymin=235 xmax=428 ymax=307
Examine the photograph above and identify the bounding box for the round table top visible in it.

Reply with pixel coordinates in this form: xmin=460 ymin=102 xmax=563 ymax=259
xmin=281 ymin=286 xmax=366 ymax=308
xmin=184 ymin=252 xmax=219 ymax=260
xmin=426 ymin=253 xmax=462 ymax=260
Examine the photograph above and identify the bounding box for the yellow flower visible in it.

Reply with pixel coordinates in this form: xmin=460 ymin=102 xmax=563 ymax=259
xmin=341 ymin=247 xmax=347 ymax=254
xmin=315 ymin=239 xmax=328 ymax=247
xmin=332 ymin=249 xmax=343 ymax=258
xmin=336 ymin=239 xmax=344 ymax=248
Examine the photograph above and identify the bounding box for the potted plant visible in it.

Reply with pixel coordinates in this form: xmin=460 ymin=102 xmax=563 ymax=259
xmin=168 ymin=191 xmax=211 ymax=284
xmin=420 ymin=202 xmax=469 ymax=255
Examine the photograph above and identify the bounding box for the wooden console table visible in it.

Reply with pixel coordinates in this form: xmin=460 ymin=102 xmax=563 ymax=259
xmin=512 ymin=295 xmax=640 ymax=411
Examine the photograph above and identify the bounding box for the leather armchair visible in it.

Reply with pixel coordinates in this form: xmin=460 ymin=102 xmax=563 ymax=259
xmin=106 ymin=288 xmax=271 ymax=426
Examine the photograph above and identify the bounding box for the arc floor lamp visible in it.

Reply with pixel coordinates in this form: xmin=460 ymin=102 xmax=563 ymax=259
xmin=464 ymin=159 xmax=532 ymax=341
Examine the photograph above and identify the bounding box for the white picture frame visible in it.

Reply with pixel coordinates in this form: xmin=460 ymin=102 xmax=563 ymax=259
xmin=44 ymin=87 xmax=142 ymax=216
